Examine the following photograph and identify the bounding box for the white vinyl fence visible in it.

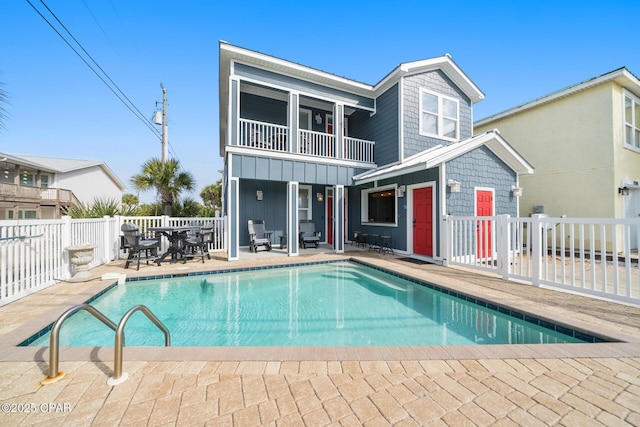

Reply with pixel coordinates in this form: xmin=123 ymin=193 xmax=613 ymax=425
xmin=0 ymin=215 xmax=226 ymax=306
xmin=445 ymin=214 xmax=640 ymax=306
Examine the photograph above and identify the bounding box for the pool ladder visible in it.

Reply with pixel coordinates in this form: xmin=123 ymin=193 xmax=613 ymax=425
xmin=41 ymin=303 xmax=170 ymax=386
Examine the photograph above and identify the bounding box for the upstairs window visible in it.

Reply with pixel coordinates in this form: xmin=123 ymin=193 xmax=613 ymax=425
xmin=420 ymin=88 xmax=459 ymax=141
xmin=624 ymin=91 xmax=640 ymax=151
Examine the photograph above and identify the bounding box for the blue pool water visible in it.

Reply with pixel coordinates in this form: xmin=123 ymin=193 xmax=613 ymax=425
xmin=27 ymin=261 xmax=592 ymax=347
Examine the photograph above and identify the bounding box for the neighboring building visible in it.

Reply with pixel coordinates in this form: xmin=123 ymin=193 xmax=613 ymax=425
xmin=219 ymin=42 xmax=533 ymax=262
xmin=475 ymin=67 xmax=640 ymax=250
xmin=0 ymin=153 xmax=126 ymax=219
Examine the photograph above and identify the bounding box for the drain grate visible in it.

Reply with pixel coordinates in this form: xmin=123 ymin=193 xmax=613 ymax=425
xmin=397 ymin=257 xmax=431 ymax=265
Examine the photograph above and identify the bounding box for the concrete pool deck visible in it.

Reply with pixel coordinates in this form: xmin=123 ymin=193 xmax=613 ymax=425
xmin=1 ymin=248 xmax=639 ymax=425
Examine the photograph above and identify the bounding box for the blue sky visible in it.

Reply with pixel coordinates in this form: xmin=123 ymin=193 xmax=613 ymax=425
xmin=1 ymin=0 xmax=638 ymax=203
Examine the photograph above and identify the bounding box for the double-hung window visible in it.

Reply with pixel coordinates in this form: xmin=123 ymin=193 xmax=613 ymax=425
xmin=420 ymin=88 xmax=459 ymax=141
xmin=624 ymin=91 xmax=640 ymax=151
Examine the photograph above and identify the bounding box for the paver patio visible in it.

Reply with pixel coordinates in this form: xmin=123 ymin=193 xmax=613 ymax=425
xmin=0 ymin=249 xmax=638 ymax=425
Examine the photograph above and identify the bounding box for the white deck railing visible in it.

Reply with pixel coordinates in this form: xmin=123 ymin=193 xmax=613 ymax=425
xmin=239 ymin=119 xmax=289 ymax=152
xmin=237 ymin=118 xmax=375 ymax=163
xmin=445 ymin=215 xmax=640 ymax=306
xmin=299 ymin=129 xmax=335 ymax=158
xmin=344 ymin=136 xmax=375 ymax=163
xmin=0 ymin=215 xmax=226 ymax=307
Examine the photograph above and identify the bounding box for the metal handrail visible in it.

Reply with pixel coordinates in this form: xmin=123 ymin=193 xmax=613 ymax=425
xmin=43 ymin=304 xmax=117 ymax=383
xmin=42 ymin=303 xmax=170 ymax=386
xmin=111 ymin=304 xmax=171 ymax=384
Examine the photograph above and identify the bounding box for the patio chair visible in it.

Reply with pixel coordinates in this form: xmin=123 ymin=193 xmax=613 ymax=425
xmin=120 ymin=223 xmax=161 ymax=270
xmin=299 ymin=220 xmax=320 ymax=249
xmin=183 ymin=224 xmax=213 ymax=263
xmin=248 ymin=219 xmax=272 ymax=252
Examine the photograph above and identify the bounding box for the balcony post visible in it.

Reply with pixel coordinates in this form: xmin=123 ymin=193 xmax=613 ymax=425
xmin=334 ymin=104 xmax=343 ymax=159
xmin=289 ymin=92 xmax=298 ymax=154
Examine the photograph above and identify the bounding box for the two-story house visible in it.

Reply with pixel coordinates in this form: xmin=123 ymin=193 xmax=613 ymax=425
xmin=475 ymin=67 xmax=640 ymax=251
xmin=219 ymin=42 xmax=533 ymax=262
xmin=0 ymin=153 xmax=126 ymax=219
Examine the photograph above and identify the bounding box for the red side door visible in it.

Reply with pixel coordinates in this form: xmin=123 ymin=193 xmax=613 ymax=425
xmin=476 ymin=190 xmax=493 ymax=258
xmin=413 ymin=187 xmax=433 ymax=257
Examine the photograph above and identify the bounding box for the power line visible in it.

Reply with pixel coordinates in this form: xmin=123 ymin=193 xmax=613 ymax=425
xmin=26 ymin=0 xmax=161 ymax=139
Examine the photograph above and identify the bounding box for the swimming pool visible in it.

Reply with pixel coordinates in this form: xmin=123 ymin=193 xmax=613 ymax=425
xmin=25 ymin=261 xmax=599 ymax=347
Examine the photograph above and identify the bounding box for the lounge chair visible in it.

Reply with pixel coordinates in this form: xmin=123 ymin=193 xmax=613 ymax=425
xmin=299 ymin=220 xmax=320 ymax=248
xmin=120 ymin=223 xmax=161 ymax=270
xmin=248 ymin=220 xmax=272 ymax=252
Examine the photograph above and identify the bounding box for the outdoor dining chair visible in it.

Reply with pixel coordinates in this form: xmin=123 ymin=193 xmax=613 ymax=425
xmin=120 ymin=223 xmax=161 ymax=270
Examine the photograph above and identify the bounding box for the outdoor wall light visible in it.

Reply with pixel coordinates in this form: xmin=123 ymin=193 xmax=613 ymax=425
xmin=256 ymin=190 xmax=263 ymax=201
xmin=618 ymin=186 xmax=630 ymax=196
xmin=315 ymin=113 xmax=322 ymax=124
xmin=511 ymin=186 xmax=523 ymax=197
xmin=316 ymin=193 xmax=323 ymax=202
xmin=447 ymin=179 xmax=461 ymax=193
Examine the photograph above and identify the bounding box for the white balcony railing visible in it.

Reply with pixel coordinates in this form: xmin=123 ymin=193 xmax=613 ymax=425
xmin=344 ymin=136 xmax=375 ymax=163
xmin=237 ymin=118 xmax=375 ymax=163
xmin=299 ymin=129 xmax=335 ymax=158
xmin=239 ymin=119 xmax=289 ymax=152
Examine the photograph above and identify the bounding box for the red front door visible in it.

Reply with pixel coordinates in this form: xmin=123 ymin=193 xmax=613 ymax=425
xmin=476 ymin=190 xmax=493 ymax=258
xmin=413 ymin=187 xmax=433 ymax=257
xmin=327 ymin=196 xmax=333 ymax=244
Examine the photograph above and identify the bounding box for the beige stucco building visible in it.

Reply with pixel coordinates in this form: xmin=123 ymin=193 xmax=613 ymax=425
xmin=475 ymin=68 xmax=640 ymax=233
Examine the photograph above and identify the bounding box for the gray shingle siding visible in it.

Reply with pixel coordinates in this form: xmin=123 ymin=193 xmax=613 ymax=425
xmin=445 ymin=146 xmax=517 ymax=216
xmin=402 ymin=70 xmax=472 ymax=158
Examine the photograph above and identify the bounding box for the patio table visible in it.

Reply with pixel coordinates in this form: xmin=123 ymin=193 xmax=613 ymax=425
xmin=148 ymin=226 xmax=199 ymax=264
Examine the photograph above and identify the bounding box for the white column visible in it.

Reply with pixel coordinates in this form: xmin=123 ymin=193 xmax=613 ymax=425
xmin=334 ymin=185 xmax=344 ymax=253
xmin=287 ymin=181 xmax=299 ymax=257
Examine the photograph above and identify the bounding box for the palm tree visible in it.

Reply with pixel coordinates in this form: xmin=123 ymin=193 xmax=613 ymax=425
xmin=130 ymin=158 xmax=195 ymax=216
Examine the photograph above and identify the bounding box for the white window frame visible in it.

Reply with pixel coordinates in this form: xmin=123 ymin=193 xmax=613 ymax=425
xmin=624 ymin=90 xmax=640 ymax=152
xmin=419 ymin=88 xmax=459 ymax=142
xmin=298 ymin=185 xmax=312 ymax=220
xmin=360 ymin=184 xmax=398 ymax=227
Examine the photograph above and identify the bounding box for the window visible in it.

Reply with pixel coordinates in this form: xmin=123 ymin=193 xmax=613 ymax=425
xmin=298 ymin=185 xmax=312 ymax=220
xmin=40 ymin=175 xmax=49 ymax=188
xmin=420 ymin=88 xmax=459 ymax=140
xmin=21 ymin=172 xmax=35 ymax=187
xmin=624 ymin=91 xmax=640 ymax=150
xmin=7 ymin=210 xmax=36 ymax=219
xmin=361 ymin=185 xmax=397 ymax=225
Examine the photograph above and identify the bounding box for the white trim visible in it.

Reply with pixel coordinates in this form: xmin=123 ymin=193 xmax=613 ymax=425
xmin=360 ymin=183 xmax=398 ymax=227
xmin=419 ymin=88 xmax=460 ymax=142
xmin=225 ymin=145 xmax=376 ymax=169
xmin=399 ymin=78 xmax=404 ymax=161
xmin=407 ymin=181 xmax=436 ymax=260
xmin=299 ymin=108 xmax=312 ymax=131
xmin=473 ymin=187 xmax=495 ymax=216
xmin=623 ymin=89 xmax=640 ymax=152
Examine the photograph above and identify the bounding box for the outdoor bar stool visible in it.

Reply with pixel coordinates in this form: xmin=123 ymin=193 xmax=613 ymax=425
xmin=352 ymin=231 xmax=362 ymax=246
xmin=357 ymin=233 xmax=369 ymax=248
xmin=379 ymin=235 xmax=394 ymax=255
xmin=368 ymin=234 xmax=381 ymax=252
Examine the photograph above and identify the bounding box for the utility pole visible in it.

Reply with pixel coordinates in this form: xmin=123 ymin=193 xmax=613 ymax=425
xmin=161 ymin=84 xmax=168 ymax=163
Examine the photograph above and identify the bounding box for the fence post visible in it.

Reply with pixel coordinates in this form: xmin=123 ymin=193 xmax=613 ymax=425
xmin=531 ymin=214 xmax=542 ymax=287
xmin=498 ymin=215 xmax=510 ymax=280
xmin=103 ymin=216 xmax=111 ymax=262
xmin=61 ymin=215 xmax=72 ymax=280
xmin=442 ymin=215 xmax=451 ymax=266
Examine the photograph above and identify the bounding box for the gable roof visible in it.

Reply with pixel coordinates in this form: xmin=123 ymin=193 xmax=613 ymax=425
xmin=476 ymin=67 xmax=640 ymax=126
xmin=0 ymin=153 xmax=126 ymax=190
xmin=352 ymin=130 xmax=533 ymax=185
xmin=219 ymin=41 xmax=485 ymax=154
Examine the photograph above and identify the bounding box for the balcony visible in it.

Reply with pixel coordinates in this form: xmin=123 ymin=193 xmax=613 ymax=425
xmin=0 ymin=182 xmax=78 ymax=206
xmin=238 ymin=119 xmax=375 ymax=164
